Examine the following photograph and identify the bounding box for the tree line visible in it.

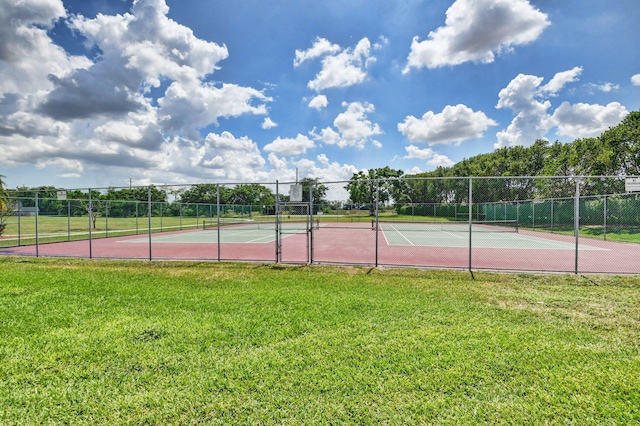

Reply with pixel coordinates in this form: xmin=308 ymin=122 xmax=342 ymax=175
xmin=345 ymin=111 xmax=640 ymax=206
xmin=3 ymin=179 xmax=331 ymax=216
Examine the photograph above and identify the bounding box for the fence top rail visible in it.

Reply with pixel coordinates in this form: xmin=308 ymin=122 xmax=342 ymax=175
xmin=5 ymin=175 xmax=637 ymax=195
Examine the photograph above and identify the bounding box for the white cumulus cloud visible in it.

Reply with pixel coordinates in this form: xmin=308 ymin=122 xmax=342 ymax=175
xmin=263 ymin=134 xmax=316 ymax=156
xmin=541 ymin=66 xmax=583 ymax=95
xmin=496 ymin=68 xmax=629 ymax=147
xmin=297 ymin=37 xmax=377 ymax=92
xmin=294 ymin=37 xmax=341 ymax=67
xmin=586 ymin=82 xmax=619 ymax=94
xmin=312 ymin=102 xmax=383 ymax=149
xmin=495 ymin=72 xmax=555 ymax=147
xmin=631 ymin=74 xmax=640 ymax=86
xmin=308 ymin=95 xmax=328 ymax=110
xmin=262 ymin=117 xmax=277 ymax=129
xmin=199 ymin=132 xmax=266 ymax=178
xmin=404 ymin=146 xmax=455 ymax=168
xmin=404 ymin=0 xmax=550 ymax=72
xmin=551 ymin=102 xmax=628 ymax=139
xmin=0 ymin=0 xmax=91 ymax=95
xmin=398 ymin=104 xmax=497 ymax=145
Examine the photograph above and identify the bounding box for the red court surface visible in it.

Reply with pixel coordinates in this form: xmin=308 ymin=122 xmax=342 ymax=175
xmin=1 ymin=223 xmax=639 ymax=274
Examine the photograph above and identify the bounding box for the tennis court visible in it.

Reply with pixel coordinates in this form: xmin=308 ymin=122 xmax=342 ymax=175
xmin=377 ymin=220 xmax=604 ymax=250
xmin=1 ymin=218 xmax=638 ymax=273
xmin=134 ymin=219 xmax=603 ymax=251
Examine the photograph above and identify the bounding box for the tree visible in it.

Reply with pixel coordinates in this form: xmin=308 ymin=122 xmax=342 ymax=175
xmin=299 ymin=177 xmax=328 ymax=204
xmin=0 ymin=175 xmax=14 ymax=236
xmin=179 ymin=184 xmax=223 ymax=204
xmin=104 ymin=185 xmax=167 ymax=202
xmin=345 ymin=167 xmax=404 ymax=215
xmin=601 ymin=111 xmax=640 ymax=175
xmin=0 ymin=174 xmax=8 ymax=211
xmin=229 ymin=184 xmax=275 ymax=206
xmin=86 ymin=199 xmax=102 ymax=230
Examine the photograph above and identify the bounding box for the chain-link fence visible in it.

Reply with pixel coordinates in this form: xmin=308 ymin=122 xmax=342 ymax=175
xmin=1 ymin=176 xmax=639 ymax=273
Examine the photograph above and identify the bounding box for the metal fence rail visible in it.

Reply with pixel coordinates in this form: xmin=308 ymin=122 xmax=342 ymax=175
xmin=1 ymin=176 xmax=639 ymax=274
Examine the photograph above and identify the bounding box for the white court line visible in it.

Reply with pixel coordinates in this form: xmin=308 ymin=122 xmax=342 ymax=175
xmin=506 ymin=232 xmax=608 ymax=250
xmin=383 ymin=224 xmax=466 ymax=245
xmin=388 ymin=223 xmax=414 ymax=246
xmin=223 ymin=227 xmax=306 ymax=243
xmin=441 ymin=230 xmax=465 ymax=239
xmin=218 ymin=228 xmax=280 ymax=243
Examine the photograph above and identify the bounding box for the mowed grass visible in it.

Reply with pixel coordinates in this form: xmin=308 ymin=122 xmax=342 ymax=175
xmin=1 ymin=258 xmax=639 ymax=424
xmin=0 ymin=216 xmax=202 ymax=247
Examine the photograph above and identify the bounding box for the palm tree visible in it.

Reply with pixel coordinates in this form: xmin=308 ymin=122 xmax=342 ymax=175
xmin=0 ymin=174 xmax=8 ymax=209
xmin=0 ymin=174 xmax=11 ymax=236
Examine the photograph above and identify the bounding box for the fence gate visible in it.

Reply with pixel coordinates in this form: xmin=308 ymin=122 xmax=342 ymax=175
xmin=276 ymin=202 xmax=313 ymax=264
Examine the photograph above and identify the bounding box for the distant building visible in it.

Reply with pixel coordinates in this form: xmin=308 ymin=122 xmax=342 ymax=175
xmin=12 ymin=202 xmax=39 ymax=216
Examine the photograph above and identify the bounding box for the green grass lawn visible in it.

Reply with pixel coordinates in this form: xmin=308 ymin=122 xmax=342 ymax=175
xmin=1 ymin=258 xmax=638 ymax=424
xmin=0 ymin=215 xmax=202 ymax=245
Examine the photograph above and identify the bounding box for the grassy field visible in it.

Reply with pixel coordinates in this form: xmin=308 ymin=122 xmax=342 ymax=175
xmin=1 ymin=258 xmax=638 ymax=424
xmin=0 ymin=216 xmax=202 ymax=246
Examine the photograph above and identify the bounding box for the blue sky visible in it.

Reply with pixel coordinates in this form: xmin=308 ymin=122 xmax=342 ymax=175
xmin=1 ymin=0 xmax=639 ymax=190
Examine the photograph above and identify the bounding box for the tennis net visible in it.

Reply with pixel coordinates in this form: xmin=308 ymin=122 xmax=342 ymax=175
xmin=375 ymin=219 xmax=519 ymax=233
xmin=202 ymin=217 xmax=319 ymax=231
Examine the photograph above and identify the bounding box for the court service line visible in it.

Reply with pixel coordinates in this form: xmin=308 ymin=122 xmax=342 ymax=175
xmin=442 ymin=230 xmax=465 ymax=239
xmin=506 ymin=232 xmax=605 ymax=250
xmin=388 ymin=224 xmax=414 ymax=246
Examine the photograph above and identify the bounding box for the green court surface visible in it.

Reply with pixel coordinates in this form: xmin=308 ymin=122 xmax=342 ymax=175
xmin=123 ymin=227 xmax=291 ymax=244
xmin=379 ymin=224 xmax=606 ymax=250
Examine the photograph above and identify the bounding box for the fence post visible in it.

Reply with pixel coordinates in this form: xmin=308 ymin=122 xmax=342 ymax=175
xmin=532 ymin=200 xmax=535 ymax=229
xmin=275 ymin=180 xmax=280 ymax=264
xmin=468 ymin=178 xmax=473 ymax=272
xmin=67 ymin=200 xmax=71 ymax=242
xmin=148 ymin=185 xmax=152 ymax=261
xmin=35 ymin=192 xmax=39 ymax=258
xmin=105 ymin=201 xmax=109 ymax=238
xmin=603 ymin=195 xmax=607 ymax=241
xmin=574 ymin=180 xmax=580 ymax=274
xmin=375 ymin=179 xmax=379 ymax=267
xmin=88 ymin=189 xmax=92 ymax=259
xmin=216 ymin=184 xmax=221 ymax=262
xmin=17 ymin=201 xmax=21 ymax=247
xmin=309 ymin=180 xmax=314 ymax=265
